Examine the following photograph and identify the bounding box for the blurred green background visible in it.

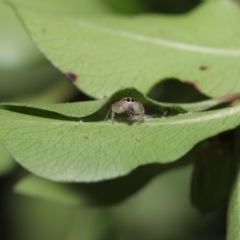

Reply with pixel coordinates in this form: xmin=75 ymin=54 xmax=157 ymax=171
xmin=0 ymin=0 xmax=226 ymax=239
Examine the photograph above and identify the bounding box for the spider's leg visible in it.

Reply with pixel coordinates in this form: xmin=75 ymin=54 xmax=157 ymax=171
xmin=111 ymin=105 xmax=115 ymax=124
xmin=104 ymin=108 xmax=111 ymax=121
xmin=137 ymin=104 xmax=145 ymax=124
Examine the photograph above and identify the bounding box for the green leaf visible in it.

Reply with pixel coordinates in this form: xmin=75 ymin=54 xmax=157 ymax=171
xmin=0 ymin=88 xmax=240 ymax=182
xmin=2 ymin=87 xmax=237 ymax=118
xmin=191 ymin=130 xmax=238 ymax=213
xmin=14 ymin=161 xmax=182 ymax=206
xmin=10 ymin=1 xmax=240 ymax=98
xmin=14 ymin=175 xmax=87 ymax=206
xmin=0 ymin=87 xmax=187 ymax=119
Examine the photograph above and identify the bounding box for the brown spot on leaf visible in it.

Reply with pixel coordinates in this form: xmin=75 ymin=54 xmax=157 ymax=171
xmin=102 ymin=95 xmax=108 ymax=99
xmin=64 ymin=72 xmax=78 ymax=83
xmin=42 ymin=28 xmax=46 ymax=33
xmin=184 ymin=80 xmax=200 ymax=91
xmin=199 ymin=65 xmax=208 ymax=71
xmin=229 ymin=99 xmax=240 ymax=107
xmin=84 ymin=136 xmax=88 ymax=140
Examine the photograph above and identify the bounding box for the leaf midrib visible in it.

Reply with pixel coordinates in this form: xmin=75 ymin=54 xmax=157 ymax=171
xmin=73 ymin=18 xmax=240 ymax=56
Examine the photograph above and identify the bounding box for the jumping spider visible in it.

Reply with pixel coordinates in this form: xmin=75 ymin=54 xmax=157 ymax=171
xmin=108 ymin=97 xmax=145 ymax=124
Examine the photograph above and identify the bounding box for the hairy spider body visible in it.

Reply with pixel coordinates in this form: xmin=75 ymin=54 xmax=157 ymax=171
xmin=110 ymin=97 xmax=145 ymax=124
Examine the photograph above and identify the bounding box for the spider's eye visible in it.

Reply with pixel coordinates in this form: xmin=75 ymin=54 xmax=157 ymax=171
xmin=127 ymin=98 xmax=130 ymax=102
xmin=131 ymin=98 xmax=135 ymax=102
